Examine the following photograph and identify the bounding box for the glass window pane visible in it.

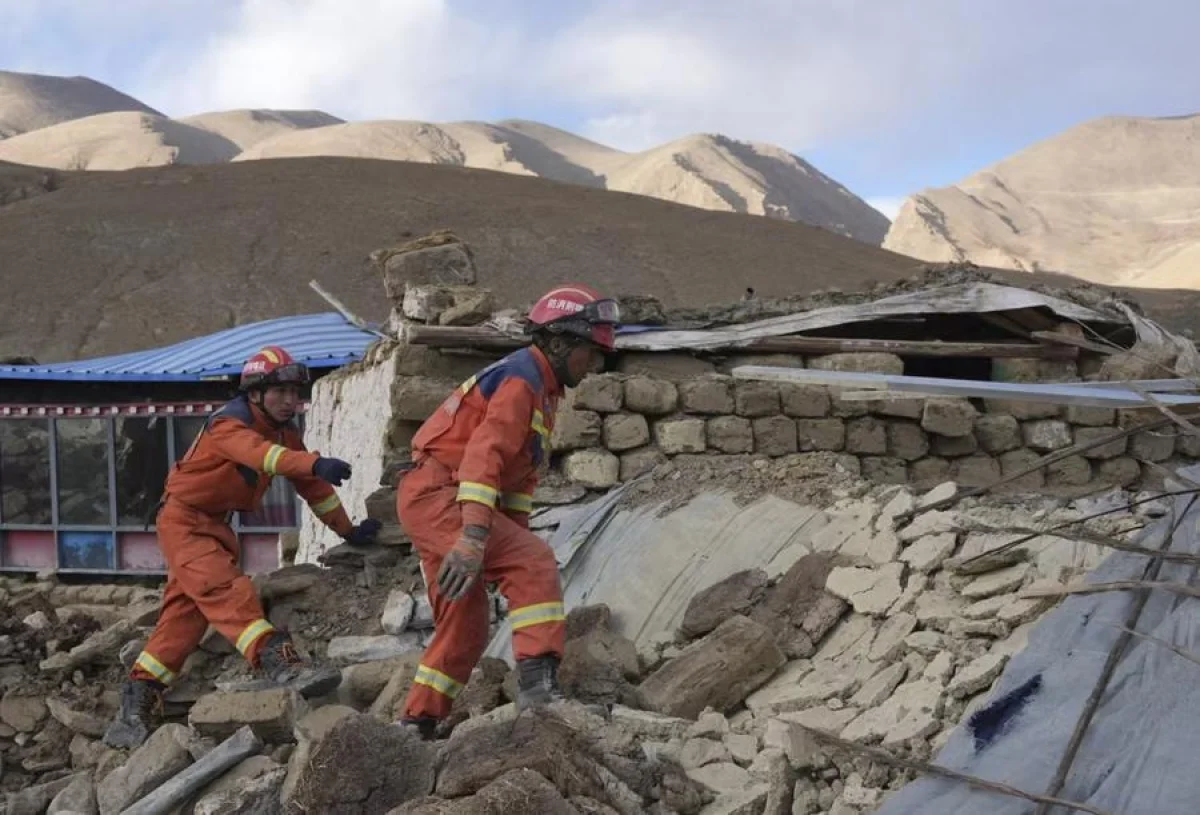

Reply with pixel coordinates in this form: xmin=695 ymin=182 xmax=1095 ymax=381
xmin=0 ymin=419 xmax=53 ymax=525
xmin=115 ymin=417 xmax=169 ymax=526
xmin=173 ymin=417 xmax=207 ymax=462
xmin=240 ymin=476 xmax=299 ymax=528
xmin=56 ymin=418 xmax=112 ymax=526
xmin=59 ymin=530 xmax=114 ymax=570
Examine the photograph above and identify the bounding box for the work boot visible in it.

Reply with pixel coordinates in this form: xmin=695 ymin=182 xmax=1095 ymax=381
xmin=257 ymin=631 xmax=342 ymax=698
xmin=516 ymin=655 xmax=566 ymax=710
xmin=102 ymin=678 xmax=165 ymax=749
xmin=400 ymin=716 xmax=439 ymax=741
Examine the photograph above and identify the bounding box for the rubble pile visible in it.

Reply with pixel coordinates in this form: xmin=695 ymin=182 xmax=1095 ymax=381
xmin=1 ymin=467 xmax=1170 ymax=814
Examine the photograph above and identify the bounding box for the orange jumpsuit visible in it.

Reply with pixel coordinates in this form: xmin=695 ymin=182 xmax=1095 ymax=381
xmin=399 ymin=346 xmax=566 ymax=721
xmin=130 ymin=395 xmax=352 ymax=685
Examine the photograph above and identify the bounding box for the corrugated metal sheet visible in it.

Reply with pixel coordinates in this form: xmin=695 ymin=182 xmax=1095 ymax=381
xmin=0 ymin=313 xmax=379 ymax=382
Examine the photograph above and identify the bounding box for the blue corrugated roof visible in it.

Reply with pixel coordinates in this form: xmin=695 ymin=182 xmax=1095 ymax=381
xmin=0 ymin=313 xmax=381 ymax=382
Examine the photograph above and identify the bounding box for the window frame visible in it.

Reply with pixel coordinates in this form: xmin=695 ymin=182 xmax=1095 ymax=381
xmin=0 ymin=412 xmax=302 ymax=575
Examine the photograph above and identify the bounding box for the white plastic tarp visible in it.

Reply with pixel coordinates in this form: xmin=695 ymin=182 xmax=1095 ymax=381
xmin=484 ymin=488 xmax=829 ymax=664
xmin=876 ymin=469 xmax=1200 ymax=815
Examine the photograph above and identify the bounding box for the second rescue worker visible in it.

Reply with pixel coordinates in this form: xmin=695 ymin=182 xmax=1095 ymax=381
xmin=397 ymin=284 xmax=620 ymax=737
xmin=104 ymin=346 xmax=379 ymax=749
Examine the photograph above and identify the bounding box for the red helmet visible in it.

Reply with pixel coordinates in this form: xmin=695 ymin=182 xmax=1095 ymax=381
xmin=527 ymin=284 xmax=620 ymax=351
xmin=239 ymin=346 xmax=311 ymax=391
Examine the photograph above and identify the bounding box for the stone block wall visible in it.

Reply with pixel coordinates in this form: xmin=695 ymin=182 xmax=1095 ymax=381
xmin=307 ymin=346 xmax=1193 ymax=541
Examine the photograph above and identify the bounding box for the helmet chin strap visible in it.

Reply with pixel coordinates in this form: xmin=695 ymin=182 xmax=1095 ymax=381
xmin=248 ymin=390 xmax=288 ymax=428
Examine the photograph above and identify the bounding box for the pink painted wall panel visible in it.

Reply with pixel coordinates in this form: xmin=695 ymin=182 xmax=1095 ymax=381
xmin=118 ymin=533 xmax=166 ymax=572
xmin=240 ymin=534 xmax=280 ymax=575
xmin=2 ymin=531 xmax=56 ymax=569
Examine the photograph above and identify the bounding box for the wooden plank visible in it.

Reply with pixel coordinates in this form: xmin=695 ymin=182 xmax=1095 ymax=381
xmin=730 ymin=366 xmax=1200 ymax=409
xmin=405 ymin=325 xmax=1078 ymax=359
xmin=1031 ymin=330 xmax=1121 ymax=356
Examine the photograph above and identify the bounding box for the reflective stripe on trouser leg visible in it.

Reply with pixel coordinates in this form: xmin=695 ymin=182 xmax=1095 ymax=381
xmin=235 ymin=618 xmax=276 ymax=658
xmin=508 ymin=602 xmax=566 ymax=631
xmin=131 ymin=651 xmax=177 ymax=684
xmin=412 ymin=664 xmax=465 ymax=700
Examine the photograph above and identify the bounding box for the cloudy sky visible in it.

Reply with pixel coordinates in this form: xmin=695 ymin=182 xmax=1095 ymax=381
xmin=3 ymin=0 xmax=1197 ymax=218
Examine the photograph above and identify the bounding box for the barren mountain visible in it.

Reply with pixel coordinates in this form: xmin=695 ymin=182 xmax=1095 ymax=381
xmin=884 ymin=114 xmax=1200 ymax=288
xmin=0 ymin=111 xmax=242 ymax=169
xmin=0 ymin=71 xmax=888 ymax=243
xmin=241 ymin=121 xmax=891 ymax=243
xmin=3 ymin=156 xmax=1199 ymax=364
xmin=179 ymin=109 xmax=346 ymax=151
xmin=0 ymin=70 xmax=159 ymax=138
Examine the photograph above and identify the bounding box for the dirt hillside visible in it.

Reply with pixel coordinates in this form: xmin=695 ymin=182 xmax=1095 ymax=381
xmin=0 ymin=70 xmax=159 ymax=138
xmin=3 ymin=155 xmax=1200 ymax=364
xmin=884 ymin=114 xmax=1200 ymax=289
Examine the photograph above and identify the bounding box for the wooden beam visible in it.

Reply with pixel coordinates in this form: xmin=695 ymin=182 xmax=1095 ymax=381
xmin=404 ymin=324 xmax=1079 ymax=359
xmin=1031 ymin=330 xmax=1122 ymax=356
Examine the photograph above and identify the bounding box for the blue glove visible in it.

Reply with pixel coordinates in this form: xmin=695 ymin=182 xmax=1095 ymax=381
xmin=313 ymin=457 xmax=352 ymax=486
xmin=345 ymin=519 xmax=382 ymax=546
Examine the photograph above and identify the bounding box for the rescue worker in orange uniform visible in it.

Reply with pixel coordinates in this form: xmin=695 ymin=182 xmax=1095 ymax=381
xmin=104 ymin=346 xmax=380 ymax=749
xmin=397 ymin=285 xmax=620 ymax=738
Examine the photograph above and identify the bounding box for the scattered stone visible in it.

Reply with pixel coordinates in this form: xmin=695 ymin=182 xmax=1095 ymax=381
xmin=45 ymin=696 xmax=106 ymax=739
xmin=328 ymin=634 xmax=422 ymax=662
xmin=194 ymin=765 xmax=286 ymax=815
xmin=563 ymin=448 xmax=621 ymax=488
xmin=963 ymin=594 xmax=1011 ymax=620
xmin=686 ymin=761 xmax=756 ymax=796
xmin=724 ymin=732 xmax=760 ymax=766
xmin=7 ymin=774 xmax=80 ymax=815
xmin=868 ymin=612 xmax=918 ymax=662
xmin=900 ymin=532 xmax=958 ymax=573
xmin=282 ymin=704 xmax=358 ymax=803
xmin=47 ymin=772 xmax=96 ymax=814
xmin=962 ymin=564 xmax=1031 ymax=599
xmin=654 ymin=417 xmax=707 ymax=454
xmin=189 ymin=689 xmax=305 ymax=744
xmin=608 ymin=706 xmax=692 ymax=742
xmin=40 ymin=619 xmax=137 ymax=672
xmin=381 ymin=589 xmax=416 ymax=635
xmin=97 ymin=723 xmax=194 ymax=814
xmin=904 ymin=631 xmax=945 ymax=657
xmin=624 ymin=376 xmax=681 ymax=415
xmin=366 ymin=654 xmax=422 ymax=721
xmin=898 ymin=509 xmax=959 ymax=542
xmin=923 ymin=651 xmax=956 ymax=685
xmin=948 ymin=653 xmax=1009 ymax=698
xmin=602 ymin=413 xmax=651 ymax=451
xmin=0 ymin=690 xmax=47 ymax=733
xmin=289 ymin=713 xmax=436 ymax=813
xmin=640 ymin=615 xmax=786 ymax=719
xmin=921 ymin=399 xmax=977 ymax=438
xmin=825 ymin=563 xmax=904 ymax=616
xmin=680 ymin=738 xmax=731 ymax=769
xmin=849 ymin=662 xmax=908 ymax=708
xmin=681 ymin=569 xmax=769 ymax=639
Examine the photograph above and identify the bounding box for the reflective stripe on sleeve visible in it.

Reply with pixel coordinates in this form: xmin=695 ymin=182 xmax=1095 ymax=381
xmin=263 ymin=444 xmax=287 ymax=475
xmin=309 ymin=494 xmax=342 ymax=515
xmin=457 ymin=481 xmax=498 ymax=507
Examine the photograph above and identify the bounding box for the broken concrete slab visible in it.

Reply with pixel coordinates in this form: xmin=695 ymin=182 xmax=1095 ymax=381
xmin=947 ymin=652 xmax=1009 ymax=699
xmin=381 ymin=589 xmax=416 ymax=635
xmin=900 ymin=532 xmax=958 ymax=573
xmin=639 ymin=615 xmax=786 ymax=719
xmin=327 ymin=634 xmax=423 ymax=662
xmin=825 ymin=563 xmax=904 ymax=615
xmin=97 ymin=723 xmax=194 ymax=815
xmin=868 ymin=612 xmax=917 ymax=663
xmin=608 ymin=706 xmax=692 ymax=742
xmin=189 ymin=688 xmax=306 ymax=744
xmin=961 ymin=563 xmax=1031 ymax=599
